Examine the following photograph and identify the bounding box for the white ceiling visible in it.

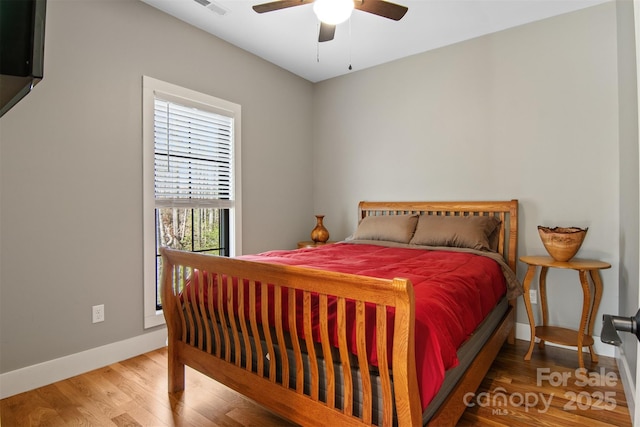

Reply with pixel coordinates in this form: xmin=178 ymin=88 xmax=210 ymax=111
xmin=141 ymin=0 xmax=610 ymax=83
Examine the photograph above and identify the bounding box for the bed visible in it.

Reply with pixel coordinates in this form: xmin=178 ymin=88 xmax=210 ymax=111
xmin=160 ymin=200 xmax=520 ymax=426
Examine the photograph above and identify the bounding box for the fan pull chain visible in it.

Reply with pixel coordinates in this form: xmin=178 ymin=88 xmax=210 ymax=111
xmin=348 ymin=17 xmax=352 ymax=70
xmin=317 ymin=21 xmax=320 ymax=63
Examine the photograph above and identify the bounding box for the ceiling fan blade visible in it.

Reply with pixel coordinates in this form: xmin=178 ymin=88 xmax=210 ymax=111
xmin=354 ymin=0 xmax=408 ymax=21
xmin=318 ymin=22 xmax=336 ymax=42
xmin=252 ymin=0 xmax=313 ymax=14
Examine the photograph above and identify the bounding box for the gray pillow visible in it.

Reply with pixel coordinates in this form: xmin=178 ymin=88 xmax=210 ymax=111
xmin=352 ymin=215 xmax=419 ymax=243
xmin=409 ymin=215 xmax=501 ymax=251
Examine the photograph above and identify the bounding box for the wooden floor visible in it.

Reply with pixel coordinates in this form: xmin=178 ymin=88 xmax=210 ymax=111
xmin=1 ymin=339 xmax=632 ymax=426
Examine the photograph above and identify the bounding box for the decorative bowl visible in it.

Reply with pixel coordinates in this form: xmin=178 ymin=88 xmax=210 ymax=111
xmin=537 ymin=226 xmax=588 ymax=262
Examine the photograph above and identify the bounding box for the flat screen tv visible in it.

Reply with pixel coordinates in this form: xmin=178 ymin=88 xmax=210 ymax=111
xmin=0 ymin=0 xmax=47 ymax=118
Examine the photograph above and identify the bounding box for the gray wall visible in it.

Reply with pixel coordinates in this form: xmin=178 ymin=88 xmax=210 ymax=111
xmin=313 ymin=3 xmax=620 ymax=334
xmin=0 ymin=0 xmax=314 ymax=373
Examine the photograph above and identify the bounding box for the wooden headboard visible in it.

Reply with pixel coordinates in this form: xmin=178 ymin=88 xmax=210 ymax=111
xmin=358 ymin=200 xmax=519 ymax=274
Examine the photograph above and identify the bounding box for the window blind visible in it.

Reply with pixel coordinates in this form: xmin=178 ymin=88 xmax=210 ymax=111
xmin=154 ymin=98 xmax=233 ymax=208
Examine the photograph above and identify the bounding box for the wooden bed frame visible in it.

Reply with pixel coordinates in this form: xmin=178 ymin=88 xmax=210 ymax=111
xmin=160 ymin=200 xmax=518 ymax=426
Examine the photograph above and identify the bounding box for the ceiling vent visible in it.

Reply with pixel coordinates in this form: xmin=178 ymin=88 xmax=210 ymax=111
xmin=193 ymin=0 xmax=228 ymax=15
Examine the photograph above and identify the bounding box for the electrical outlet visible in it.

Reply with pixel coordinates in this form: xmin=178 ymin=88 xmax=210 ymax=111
xmin=529 ymin=290 xmax=538 ymax=304
xmin=92 ymin=304 xmax=105 ymax=323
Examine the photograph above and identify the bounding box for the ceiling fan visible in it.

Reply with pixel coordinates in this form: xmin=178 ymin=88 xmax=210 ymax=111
xmin=252 ymin=0 xmax=408 ymax=42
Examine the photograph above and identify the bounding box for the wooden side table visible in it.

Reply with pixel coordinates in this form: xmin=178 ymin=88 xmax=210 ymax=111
xmin=297 ymin=241 xmax=336 ymax=249
xmin=521 ymin=255 xmax=611 ymax=368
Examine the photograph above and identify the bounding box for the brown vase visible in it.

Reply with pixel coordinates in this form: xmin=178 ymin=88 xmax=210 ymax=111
xmin=310 ymin=215 xmax=330 ymax=243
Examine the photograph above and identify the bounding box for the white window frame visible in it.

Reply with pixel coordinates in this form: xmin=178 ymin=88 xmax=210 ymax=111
xmin=142 ymin=76 xmax=242 ymax=329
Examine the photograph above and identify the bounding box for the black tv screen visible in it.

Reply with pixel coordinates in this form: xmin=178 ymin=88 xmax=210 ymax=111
xmin=0 ymin=0 xmax=47 ymax=118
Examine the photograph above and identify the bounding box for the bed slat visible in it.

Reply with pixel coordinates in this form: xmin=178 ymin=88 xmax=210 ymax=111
xmin=355 ymin=300 xmax=372 ymax=424
xmin=304 ymin=291 xmax=320 ymax=401
xmin=274 ymin=285 xmax=290 ymax=386
xmin=218 ymin=274 xmax=231 ymax=361
xmin=236 ymin=277 xmax=252 ymax=371
xmin=249 ymin=283 xmax=264 ymax=375
xmin=319 ymin=294 xmax=336 ymax=408
xmin=197 ymin=271 xmax=206 ymax=349
xmin=174 ymin=267 xmax=188 ymax=347
xmin=376 ymin=304 xmax=393 ymax=427
xmin=207 ymin=273 xmax=221 ymax=356
xmin=337 ymin=297 xmax=354 ymax=416
xmin=186 ymin=268 xmax=197 ymax=347
xmin=288 ymin=289 xmax=304 ymax=394
xmin=261 ymin=282 xmax=277 ymax=381
xmin=228 ymin=276 xmax=242 ymax=366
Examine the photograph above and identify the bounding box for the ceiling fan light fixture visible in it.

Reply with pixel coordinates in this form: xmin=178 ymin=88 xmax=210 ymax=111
xmin=313 ymin=0 xmax=354 ymax=25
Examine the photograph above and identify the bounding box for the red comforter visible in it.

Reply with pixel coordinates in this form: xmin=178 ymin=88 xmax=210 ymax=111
xmin=236 ymin=242 xmax=507 ymax=410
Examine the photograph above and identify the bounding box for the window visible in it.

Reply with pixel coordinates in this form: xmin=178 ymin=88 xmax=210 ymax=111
xmin=142 ymin=76 xmax=242 ymax=328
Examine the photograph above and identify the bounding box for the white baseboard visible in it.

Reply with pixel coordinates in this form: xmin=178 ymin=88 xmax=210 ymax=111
xmin=515 ymin=321 xmax=615 ymax=358
xmin=614 ymin=345 xmax=636 ymax=425
xmin=0 ymin=329 xmax=167 ymax=399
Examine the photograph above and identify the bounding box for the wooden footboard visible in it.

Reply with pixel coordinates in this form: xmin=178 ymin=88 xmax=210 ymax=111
xmin=161 ymin=248 xmax=423 ymax=426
